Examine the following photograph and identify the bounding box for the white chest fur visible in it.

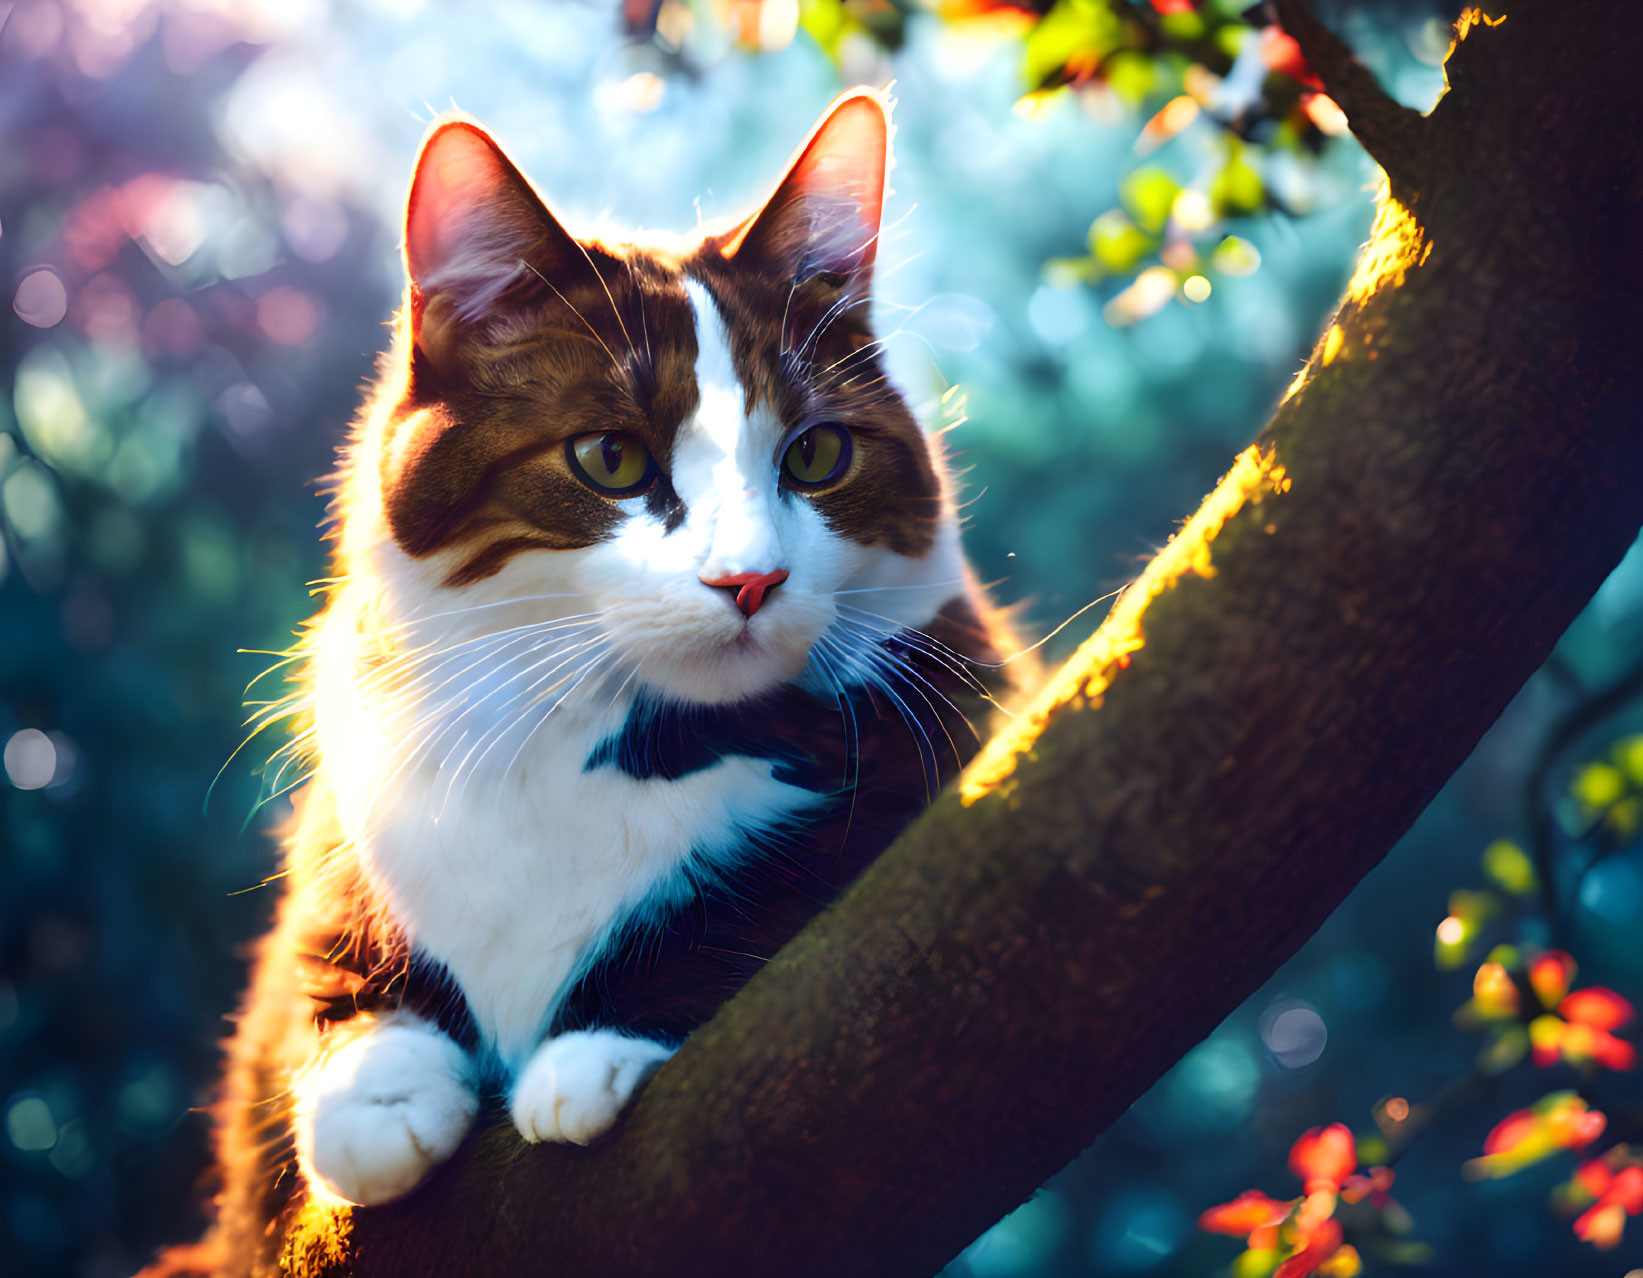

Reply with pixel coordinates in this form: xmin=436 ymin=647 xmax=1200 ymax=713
xmin=318 ymin=620 xmax=819 ymax=1073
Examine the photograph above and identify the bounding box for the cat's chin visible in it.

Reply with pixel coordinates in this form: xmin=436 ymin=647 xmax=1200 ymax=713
xmin=634 ymin=627 xmax=814 ymax=706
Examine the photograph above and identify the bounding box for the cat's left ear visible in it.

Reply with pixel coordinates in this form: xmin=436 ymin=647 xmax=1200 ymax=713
xmin=731 ymin=88 xmax=891 ymax=292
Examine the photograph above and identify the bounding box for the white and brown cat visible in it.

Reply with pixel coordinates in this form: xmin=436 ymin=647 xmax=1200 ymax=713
xmin=174 ymin=89 xmax=1016 ymax=1275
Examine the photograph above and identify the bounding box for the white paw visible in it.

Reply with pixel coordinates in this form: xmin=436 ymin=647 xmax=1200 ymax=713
xmin=510 ymin=1030 xmax=673 ymax=1146
xmin=293 ymin=1018 xmax=478 ymax=1207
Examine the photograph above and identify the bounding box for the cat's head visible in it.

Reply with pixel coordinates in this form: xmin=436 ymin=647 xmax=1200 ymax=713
xmin=346 ymin=90 xmax=971 ymax=707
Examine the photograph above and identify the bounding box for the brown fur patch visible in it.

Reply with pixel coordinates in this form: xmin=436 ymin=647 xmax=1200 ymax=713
xmin=381 ymin=247 xmax=700 ymax=584
xmin=686 ymin=236 xmax=942 ymax=558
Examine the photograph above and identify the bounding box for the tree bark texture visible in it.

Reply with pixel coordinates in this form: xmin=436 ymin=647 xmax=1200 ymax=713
xmin=281 ymin=3 xmax=1643 ymax=1274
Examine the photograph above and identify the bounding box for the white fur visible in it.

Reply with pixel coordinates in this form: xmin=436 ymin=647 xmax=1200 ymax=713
xmin=306 ymin=274 xmax=970 ymax=1190
xmin=293 ymin=1015 xmax=478 ymax=1206
xmin=510 ymin=1029 xmax=675 ymax=1145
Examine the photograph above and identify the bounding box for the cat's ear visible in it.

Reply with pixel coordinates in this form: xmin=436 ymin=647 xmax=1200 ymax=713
xmin=731 ymin=88 xmax=891 ymax=290
xmin=403 ymin=118 xmax=577 ymax=362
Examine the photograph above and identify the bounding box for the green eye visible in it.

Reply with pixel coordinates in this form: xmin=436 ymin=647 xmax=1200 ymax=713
xmin=781 ymin=424 xmax=852 ymax=490
xmin=568 ymin=433 xmax=654 ymax=495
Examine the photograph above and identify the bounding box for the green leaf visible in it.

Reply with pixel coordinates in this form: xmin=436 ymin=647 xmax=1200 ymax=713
xmin=1215 ymin=22 xmax=1253 ymax=59
xmin=1210 ymin=147 xmax=1265 ymax=217
xmin=1481 ymin=839 xmax=1538 ymax=895
xmin=1044 ymin=256 xmax=1103 ymax=286
xmin=1572 ymin=760 xmax=1626 ymax=812
xmin=1377 ymin=1241 xmax=1436 ymax=1266
xmin=1088 ymin=210 xmax=1157 ymax=275
xmin=1120 ymin=167 xmax=1182 ymax=234
xmin=1231 ymin=1247 xmax=1283 ymax=1278
xmin=798 ymin=0 xmax=848 ymax=58
xmin=1158 ymin=11 xmax=1206 ymax=41
xmin=1023 ymin=0 xmax=1125 ymax=90
xmin=1104 ymin=48 xmax=1158 ymax=105
xmin=1476 ymin=1024 xmax=1528 ymax=1074
xmin=1212 ymin=235 xmax=1261 ymax=276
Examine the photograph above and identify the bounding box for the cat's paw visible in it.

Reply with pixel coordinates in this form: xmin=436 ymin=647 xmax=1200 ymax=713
xmin=510 ymin=1030 xmax=673 ymax=1146
xmin=293 ymin=1017 xmax=477 ymax=1207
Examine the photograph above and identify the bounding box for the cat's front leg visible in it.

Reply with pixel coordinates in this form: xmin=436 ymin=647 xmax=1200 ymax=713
xmin=292 ymin=1013 xmax=478 ymax=1206
xmin=510 ymin=1029 xmax=674 ymax=1146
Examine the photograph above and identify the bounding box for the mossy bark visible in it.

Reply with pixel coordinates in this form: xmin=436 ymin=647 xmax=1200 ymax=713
xmin=279 ymin=3 xmax=1643 ymax=1274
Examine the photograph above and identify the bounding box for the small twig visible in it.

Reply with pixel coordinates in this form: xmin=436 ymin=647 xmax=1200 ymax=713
xmin=1109 ymin=0 xmax=1162 ymax=44
xmin=1269 ymin=0 xmax=1427 ymax=192
xmin=1381 ymin=1068 xmax=1490 ymax=1168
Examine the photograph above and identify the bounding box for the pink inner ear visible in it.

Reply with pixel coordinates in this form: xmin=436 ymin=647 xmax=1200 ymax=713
xmin=789 ymin=96 xmax=887 ymax=241
xmin=405 ymin=122 xmax=518 ymax=288
xmin=738 ymin=91 xmax=890 ymax=280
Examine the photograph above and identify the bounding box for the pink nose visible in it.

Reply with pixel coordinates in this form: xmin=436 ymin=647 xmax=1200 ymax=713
xmin=700 ymin=569 xmax=789 ymax=618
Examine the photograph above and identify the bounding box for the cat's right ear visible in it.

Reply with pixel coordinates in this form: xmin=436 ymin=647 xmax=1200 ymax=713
xmin=403 ymin=118 xmax=577 ymax=365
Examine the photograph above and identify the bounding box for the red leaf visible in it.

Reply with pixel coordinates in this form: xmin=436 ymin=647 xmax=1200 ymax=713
xmin=1274 ymin=1217 xmax=1344 ymax=1278
xmin=1576 ymin=1159 xmax=1615 ymax=1199
xmin=1199 ymin=1189 xmax=1293 ymax=1236
xmin=1530 ymin=951 xmax=1577 ymax=1007
xmin=1260 ymin=26 xmax=1324 ymax=91
xmin=1592 ymin=1030 xmax=1637 ymax=1071
xmin=1483 ymin=1109 xmax=1535 ymax=1156
xmin=1575 ymin=1201 xmax=1627 ymax=1249
xmin=1289 ymin=1124 xmax=1356 ymax=1191
xmin=1611 ymin=1166 xmax=1643 ymax=1214
xmin=1560 ymin=987 xmax=1635 ymax=1031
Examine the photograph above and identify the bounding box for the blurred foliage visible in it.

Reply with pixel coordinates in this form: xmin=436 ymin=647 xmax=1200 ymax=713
xmin=631 ymin=0 xmax=1463 ymax=324
xmin=3 ymin=2 xmax=1642 ymax=1278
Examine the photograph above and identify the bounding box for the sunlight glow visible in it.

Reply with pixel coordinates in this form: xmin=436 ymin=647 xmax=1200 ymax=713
xmin=961 ymin=444 xmax=1291 ymax=805
xmin=1344 ymin=182 xmax=1431 ymax=307
xmin=1281 ymin=181 xmax=1431 ymax=408
xmin=286 ymin=1190 xmax=355 ymax=1259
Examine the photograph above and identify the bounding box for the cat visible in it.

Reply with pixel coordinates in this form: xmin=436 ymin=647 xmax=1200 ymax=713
xmin=175 ymin=87 xmax=1017 ymax=1275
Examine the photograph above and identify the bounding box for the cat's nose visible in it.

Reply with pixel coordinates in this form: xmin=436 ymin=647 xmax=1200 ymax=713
xmin=699 ymin=569 xmax=789 ymax=618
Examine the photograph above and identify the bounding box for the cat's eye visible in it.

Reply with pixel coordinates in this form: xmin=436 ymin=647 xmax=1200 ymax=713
xmin=780 ymin=424 xmax=852 ymax=490
xmin=567 ymin=433 xmax=655 ymax=496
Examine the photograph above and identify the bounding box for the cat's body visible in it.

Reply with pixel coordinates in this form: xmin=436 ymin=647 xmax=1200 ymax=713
xmin=174 ymin=90 xmax=1016 ymax=1276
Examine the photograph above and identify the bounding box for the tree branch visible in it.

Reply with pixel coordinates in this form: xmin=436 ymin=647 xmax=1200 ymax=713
xmin=1270 ymin=0 xmax=1428 ymax=190
xmin=1523 ymin=648 xmax=1643 ymax=940
xmin=271 ymin=3 xmax=1643 ymax=1275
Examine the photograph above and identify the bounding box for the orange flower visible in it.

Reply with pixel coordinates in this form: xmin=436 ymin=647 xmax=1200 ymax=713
xmin=1289 ymin=1123 xmax=1357 ymax=1193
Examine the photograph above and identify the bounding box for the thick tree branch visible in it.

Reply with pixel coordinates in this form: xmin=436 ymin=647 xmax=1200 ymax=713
xmin=273 ymin=3 xmax=1643 ymax=1275
xmin=1271 ymin=0 xmax=1428 ymax=190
